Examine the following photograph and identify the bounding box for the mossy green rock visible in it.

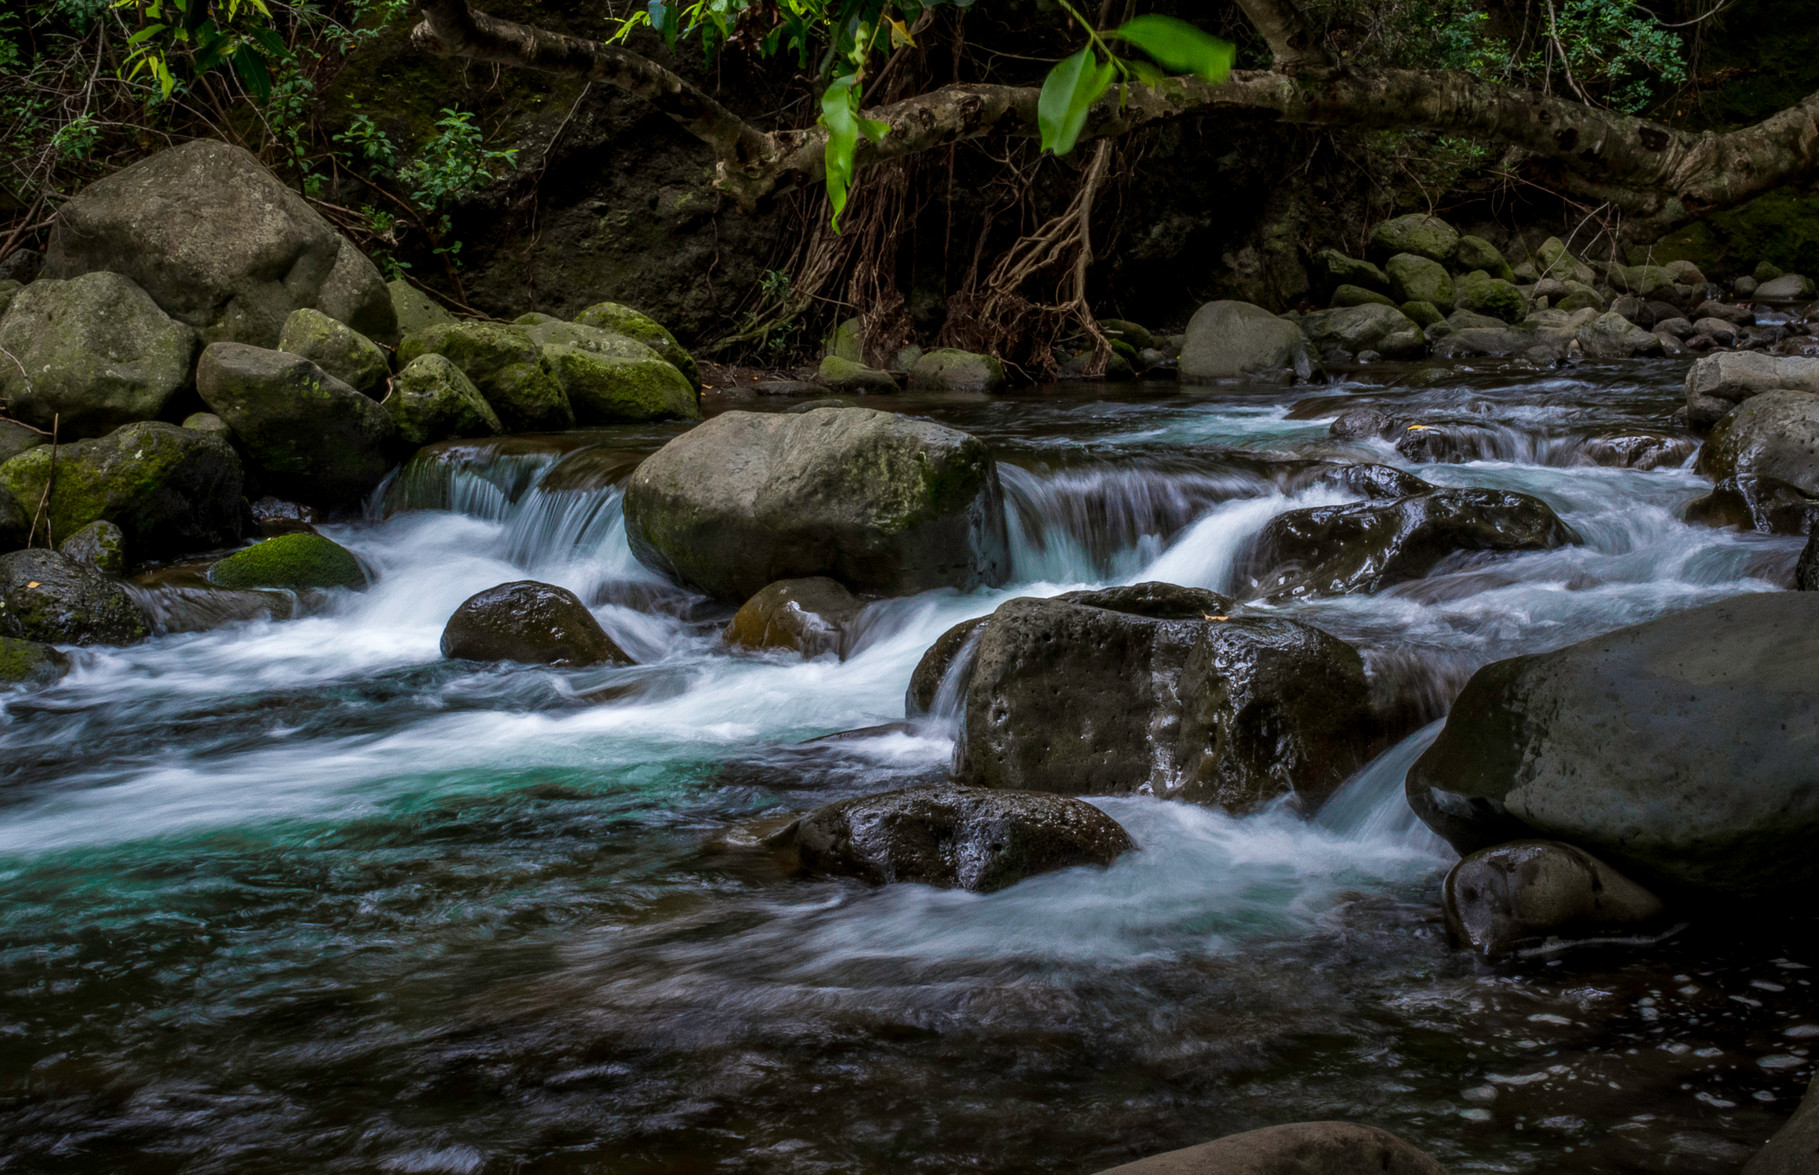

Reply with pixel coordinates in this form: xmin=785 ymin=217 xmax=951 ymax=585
xmin=181 ymin=411 xmax=233 ymax=441
xmin=543 ymin=345 xmax=702 ymax=423
xmin=1312 ymin=250 xmax=1389 ymax=295
xmin=1453 ymin=270 xmax=1527 ymax=323
xmin=517 ymin=318 xmax=665 ymax=362
xmin=0 ymin=635 xmax=69 ymax=686
xmin=59 ymin=520 xmax=127 ymax=577
xmin=1368 ymin=215 xmax=1459 ymax=265
xmin=824 ymin=316 xmax=864 ymax=363
xmin=1756 ymin=260 xmax=1786 ymax=283
xmin=1331 ymin=284 xmax=1396 ymax=309
xmin=208 ymin=532 xmax=366 ymax=590
xmin=1399 ymin=300 xmax=1445 ymax=328
xmin=908 ymin=348 xmax=1006 ymax=393
xmin=388 ymin=279 xmax=455 ymax=336
xmin=0 ymin=271 xmax=197 ymax=438
xmin=818 ymin=354 xmax=899 ymax=394
xmin=396 ymin=322 xmax=573 ymax=432
xmin=573 ymin=301 xmax=701 ymax=390
xmin=1098 ymin=319 xmax=1159 ymax=350
xmin=1385 ymin=253 xmax=1454 ymax=308
xmin=0 ymin=420 xmax=244 ymax=558
xmin=513 ymin=312 xmax=561 ymax=327
xmin=278 ymin=307 xmax=389 ymax=397
xmin=1454 ymin=235 xmax=1514 ymax=282
xmin=0 ymin=548 xmax=149 ymax=645
xmin=0 ymin=279 xmax=21 ymax=317
xmin=0 ymin=484 xmax=26 ymax=552
xmin=1299 ymin=304 xmax=1427 ymax=358
xmin=386 ymin=354 xmax=503 ymax=445
xmin=1614 ymin=264 xmax=1677 ymax=297
xmin=195 ymin=342 xmax=396 ymax=506
xmin=1536 ymin=237 xmax=1597 ymax=285
xmin=0 ymin=420 xmax=44 ymax=465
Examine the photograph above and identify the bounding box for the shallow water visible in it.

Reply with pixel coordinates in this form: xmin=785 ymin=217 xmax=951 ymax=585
xmin=2 ymin=363 xmax=1813 ymax=1174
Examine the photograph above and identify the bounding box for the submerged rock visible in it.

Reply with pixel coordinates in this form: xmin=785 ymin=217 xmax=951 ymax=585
xmin=939 ymin=583 xmax=1374 ymax=810
xmin=623 ymin=407 xmax=1008 ymax=603
xmin=277 ymin=307 xmax=389 ymax=397
xmin=1179 ymin=300 xmax=1320 ymax=382
xmin=42 ymin=139 xmax=395 ymax=347
xmin=1688 ymin=389 xmax=1819 ymax=533
xmin=0 ymin=271 xmax=197 ymax=438
xmin=1443 ymin=840 xmax=1665 ymax=957
xmin=58 ymin=520 xmax=127 ymax=577
xmin=0 ymin=548 xmax=149 ymax=645
xmin=385 ymin=354 xmax=503 ymax=446
xmin=0 ymin=635 xmax=71 ymax=687
xmin=196 ymin=343 xmax=395 ymax=505
xmin=1240 ymin=489 xmax=1580 ymax=600
xmin=774 ymin=784 xmax=1134 ymax=892
xmin=1091 ymin=1122 xmax=1447 ymax=1175
xmin=441 ymin=580 xmax=631 ymax=667
xmin=724 ymin=577 xmax=865 ymax=659
xmin=0 ymin=420 xmax=243 ymax=559
xmin=208 ymin=533 xmax=366 ymax=591
xmin=1406 ymin=592 xmax=1819 ymax=899
xmin=396 ymin=322 xmax=573 ymax=432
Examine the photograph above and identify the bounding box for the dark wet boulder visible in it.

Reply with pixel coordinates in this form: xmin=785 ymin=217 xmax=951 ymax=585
xmin=1328 ymin=406 xmax=1396 ymax=440
xmin=724 ymin=577 xmax=865 ymax=659
xmin=1799 ymin=528 xmax=1819 ymax=591
xmin=773 ymin=784 xmax=1134 ymax=893
xmin=0 ymin=420 xmax=44 ymax=465
xmin=572 ymin=300 xmax=700 ymax=389
xmin=623 ymin=407 xmax=1008 ymax=603
xmin=196 ymin=342 xmax=395 ymax=505
xmin=385 ymin=353 xmax=503 ymax=446
xmin=277 ymin=307 xmax=389 ymax=397
xmin=396 ymin=322 xmax=573 ymax=432
xmin=1368 ymin=214 xmax=1459 ymax=265
xmin=1304 ymin=463 xmax=1433 ymax=501
xmin=0 ymin=636 xmax=71 ymax=687
xmin=1179 ymin=301 xmax=1320 ymax=382
xmin=1684 ymin=352 xmax=1819 ymax=430
xmin=58 ymin=520 xmax=127 ymax=577
xmin=0 ymin=485 xmax=26 ymax=553
xmin=42 ymin=140 xmax=395 ymax=347
xmin=1745 ymin=1073 xmax=1819 ymax=1175
xmin=1576 ymin=431 xmax=1696 ymax=470
xmin=1686 ymin=390 xmax=1819 ymax=533
xmin=208 ymin=532 xmax=365 ymax=590
xmin=1239 ymin=489 xmax=1580 ymax=600
xmin=1393 ymin=422 xmax=1513 ymax=464
xmin=0 ymin=548 xmax=150 ymax=645
xmin=440 ymin=580 xmax=631 ymax=667
xmin=1090 ymin=1122 xmax=1447 ymax=1175
xmin=0 ymin=271 xmax=197 ymax=438
xmin=1443 ymin=840 xmax=1665 ymax=957
xmin=1406 ymin=592 xmax=1819 ymax=899
xmin=939 ymin=583 xmax=1374 ymax=811
xmin=908 ymin=348 xmax=1006 ymax=393
xmin=0 ymin=421 xmax=243 ymax=559
xmin=904 ymin=615 xmax=989 ymax=717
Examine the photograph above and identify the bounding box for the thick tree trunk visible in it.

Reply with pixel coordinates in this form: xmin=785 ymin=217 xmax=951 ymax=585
xmin=412 ymin=0 xmax=1819 ymax=226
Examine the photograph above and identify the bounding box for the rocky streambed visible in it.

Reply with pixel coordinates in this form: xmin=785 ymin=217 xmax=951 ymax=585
xmin=2 ymin=361 xmax=1815 ymax=1173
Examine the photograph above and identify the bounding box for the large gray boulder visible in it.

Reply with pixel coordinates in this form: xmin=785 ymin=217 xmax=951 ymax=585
xmin=0 ymin=548 xmax=150 ymax=645
xmin=1406 ymin=592 xmax=1819 ymax=899
xmin=1090 ymin=1122 xmax=1446 ymax=1175
xmin=1684 ymin=352 xmax=1819 ymax=430
xmin=1179 ymin=301 xmax=1320 ymax=382
xmin=0 ymin=272 xmax=196 ymax=438
xmin=1368 ymin=214 xmax=1459 ymax=265
xmin=907 ymin=348 xmax=1006 ymax=393
xmin=1577 ymin=311 xmax=1664 ymax=358
xmin=936 ymin=583 xmax=1374 ymax=811
xmin=1687 ymin=389 xmax=1819 ymax=533
xmin=277 ymin=307 xmax=389 ymax=397
xmin=773 ymin=784 xmax=1134 ymax=893
xmin=0 ymin=421 xmax=243 ymax=559
xmin=1746 ymin=1074 xmax=1819 ymax=1175
xmin=623 ymin=407 xmax=1009 ymax=603
xmin=1239 ymin=488 xmax=1580 ymax=600
xmin=1298 ymin=303 xmax=1426 ymax=358
xmin=43 ymin=140 xmax=395 ymax=348
xmin=196 ymin=343 xmax=396 ymax=505
xmin=1443 ymin=840 xmax=1664 ymax=957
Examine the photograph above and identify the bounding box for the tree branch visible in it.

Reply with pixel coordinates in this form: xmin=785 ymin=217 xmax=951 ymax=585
xmin=1229 ymin=0 xmax=1332 ymax=71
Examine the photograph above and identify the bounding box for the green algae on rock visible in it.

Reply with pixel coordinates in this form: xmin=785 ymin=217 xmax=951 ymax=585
xmin=208 ymin=532 xmax=367 ymax=591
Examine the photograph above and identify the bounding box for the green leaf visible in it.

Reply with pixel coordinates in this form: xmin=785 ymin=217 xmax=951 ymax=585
xmin=1110 ymin=15 xmax=1235 ymax=83
xmin=127 ymin=23 xmax=168 ymax=44
xmin=818 ymin=75 xmax=888 ymax=233
xmin=232 ymin=47 xmax=272 ymax=102
xmin=1038 ymin=46 xmax=1114 ymax=156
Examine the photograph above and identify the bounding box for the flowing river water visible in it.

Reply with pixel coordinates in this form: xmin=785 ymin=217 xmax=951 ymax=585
xmin=3 ymin=363 xmax=1816 ymax=1173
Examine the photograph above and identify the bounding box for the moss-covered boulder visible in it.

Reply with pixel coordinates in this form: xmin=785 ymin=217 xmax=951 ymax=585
xmin=278 ymin=307 xmax=389 ymax=397
xmin=0 ymin=635 xmax=70 ymax=687
xmin=1311 ymin=249 xmax=1389 ymax=295
xmin=907 ymin=348 xmax=1006 ymax=393
xmin=1384 ymin=253 xmax=1454 ymax=307
xmin=543 ymin=345 xmax=701 ymax=423
xmin=385 ymin=353 xmax=502 ymax=445
xmin=1612 ymin=264 xmax=1678 ymax=297
xmin=0 ymin=548 xmax=149 ymax=645
xmin=1453 ymin=270 xmax=1527 ymax=323
xmin=396 ymin=322 xmax=573 ymax=432
xmin=0 ymin=279 xmax=20 ymax=317
xmin=440 ymin=580 xmax=631 ymax=666
xmin=1299 ymin=304 xmax=1426 ymax=358
xmin=1368 ymin=214 xmax=1459 ymax=265
xmin=1577 ymin=311 xmax=1666 ymax=359
xmin=1535 ymin=237 xmax=1598 ymax=285
xmin=42 ymin=140 xmax=395 ymax=348
xmin=59 ymin=520 xmax=127 ymax=577
xmin=180 ymin=412 xmax=232 ymax=441
xmin=1454 ymin=235 xmax=1513 ymax=281
xmin=0 ymin=271 xmax=197 ymax=438
xmin=1330 ymin=284 xmax=1396 ymax=308
xmin=1399 ymin=300 xmax=1444 ymax=328
xmin=823 ymin=316 xmax=864 ymax=363
xmin=196 ymin=342 xmax=396 ymax=505
xmin=623 ymin=407 xmax=1010 ymax=602
xmin=572 ymin=301 xmax=701 ymax=389
xmin=208 ymin=532 xmax=366 ymax=590
xmin=0 ymin=420 xmax=43 ymax=465
xmin=818 ymin=354 xmax=899 ymax=394
xmin=388 ymin=279 xmax=455 ymax=336
xmin=0 ymin=420 xmax=243 ymax=558
xmin=0 ymin=485 xmax=25 ymax=553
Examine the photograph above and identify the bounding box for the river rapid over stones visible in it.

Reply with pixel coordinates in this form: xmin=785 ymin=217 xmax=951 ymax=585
xmin=2 ymin=365 xmax=1815 ymax=1174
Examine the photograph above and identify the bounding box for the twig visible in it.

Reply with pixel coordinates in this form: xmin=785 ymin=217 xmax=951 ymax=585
xmin=27 ymin=413 xmax=58 ymax=551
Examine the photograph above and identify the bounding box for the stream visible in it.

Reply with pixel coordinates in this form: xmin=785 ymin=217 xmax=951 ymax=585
xmin=2 ymin=362 xmax=1815 ymax=1174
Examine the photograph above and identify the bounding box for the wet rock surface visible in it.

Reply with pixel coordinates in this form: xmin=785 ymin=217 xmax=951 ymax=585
xmin=1688 ymin=389 xmax=1819 ymax=533
xmin=1091 ymin=1122 xmax=1447 ymax=1175
xmin=724 ymin=577 xmax=865 ymax=659
xmin=1443 ymin=840 xmax=1665 ymax=958
xmin=440 ymin=580 xmax=631 ymax=667
xmin=0 ymin=548 xmax=149 ymax=645
xmin=208 ymin=533 xmax=367 ymax=591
